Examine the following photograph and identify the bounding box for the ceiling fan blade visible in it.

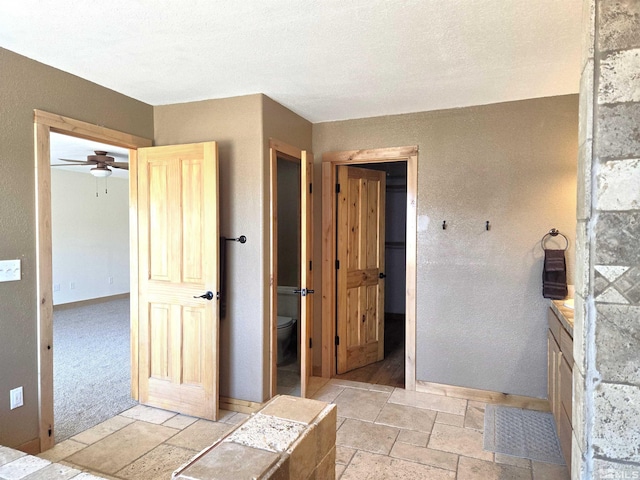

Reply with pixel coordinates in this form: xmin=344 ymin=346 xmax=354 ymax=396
xmin=110 ymin=162 xmax=129 ymax=170
xmin=109 ymin=152 xmax=129 ymax=159
xmin=58 ymin=158 xmax=94 ymax=164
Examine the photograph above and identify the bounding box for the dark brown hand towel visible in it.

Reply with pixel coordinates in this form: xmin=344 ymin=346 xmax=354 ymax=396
xmin=543 ymin=249 xmax=568 ymax=299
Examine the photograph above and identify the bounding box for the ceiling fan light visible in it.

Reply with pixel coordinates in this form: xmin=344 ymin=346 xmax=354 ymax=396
xmin=90 ymin=167 xmax=112 ymax=177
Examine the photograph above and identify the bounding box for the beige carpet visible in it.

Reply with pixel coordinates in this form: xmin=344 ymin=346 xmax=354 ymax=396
xmin=53 ymin=297 xmax=137 ymax=442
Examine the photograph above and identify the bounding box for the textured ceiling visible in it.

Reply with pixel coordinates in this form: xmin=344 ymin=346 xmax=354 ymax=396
xmin=0 ymin=0 xmax=582 ymax=122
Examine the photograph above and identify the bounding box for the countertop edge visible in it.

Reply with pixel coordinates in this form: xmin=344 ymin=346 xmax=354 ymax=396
xmin=550 ymin=300 xmax=574 ymax=337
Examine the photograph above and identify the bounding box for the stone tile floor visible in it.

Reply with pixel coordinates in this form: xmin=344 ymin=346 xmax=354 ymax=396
xmin=34 ymin=378 xmax=570 ymax=479
xmin=276 ymin=356 xmax=302 ymax=397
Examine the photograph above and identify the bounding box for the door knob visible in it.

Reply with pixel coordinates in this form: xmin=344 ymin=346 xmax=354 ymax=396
xmin=194 ymin=291 xmax=214 ymax=300
xmin=379 ymin=272 xmax=386 ymax=279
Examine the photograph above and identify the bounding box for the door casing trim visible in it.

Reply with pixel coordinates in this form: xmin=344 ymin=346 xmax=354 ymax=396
xmin=321 ymin=146 xmax=418 ymax=391
xmin=34 ymin=109 xmax=151 ymax=451
xmin=268 ymin=138 xmax=302 ymax=398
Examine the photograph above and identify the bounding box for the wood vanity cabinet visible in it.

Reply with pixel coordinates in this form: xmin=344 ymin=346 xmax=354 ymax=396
xmin=547 ymin=307 xmax=573 ymax=470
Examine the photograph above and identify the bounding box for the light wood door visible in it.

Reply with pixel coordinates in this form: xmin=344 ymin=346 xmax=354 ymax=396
xmin=336 ymin=166 xmax=386 ymax=374
xmin=300 ymin=151 xmax=314 ymax=396
xmin=137 ymin=142 xmax=219 ymax=420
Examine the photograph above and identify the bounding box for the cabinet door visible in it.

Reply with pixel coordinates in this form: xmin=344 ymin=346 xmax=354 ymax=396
xmin=560 ymin=355 xmax=573 ymax=421
xmin=548 ymin=331 xmax=562 ymax=422
xmin=559 ymin=339 xmax=573 ymax=472
xmin=558 ymin=404 xmax=573 ymax=469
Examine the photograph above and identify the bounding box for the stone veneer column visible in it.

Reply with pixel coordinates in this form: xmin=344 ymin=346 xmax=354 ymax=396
xmin=574 ymin=0 xmax=640 ymax=478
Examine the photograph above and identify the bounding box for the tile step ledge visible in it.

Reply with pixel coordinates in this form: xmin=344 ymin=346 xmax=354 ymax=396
xmin=173 ymin=395 xmax=337 ymax=480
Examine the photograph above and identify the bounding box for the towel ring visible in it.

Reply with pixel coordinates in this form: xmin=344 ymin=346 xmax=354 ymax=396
xmin=541 ymin=228 xmax=568 ymax=251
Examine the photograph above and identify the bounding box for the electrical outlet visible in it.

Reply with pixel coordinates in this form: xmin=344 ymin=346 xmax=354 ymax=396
xmin=70 ymin=282 xmax=76 ymax=290
xmin=10 ymin=386 xmax=23 ymax=410
xmin=53 ymin=284 xmax=61 ymax=292
xmin=108 ymin=276 xmax=114 ymax=285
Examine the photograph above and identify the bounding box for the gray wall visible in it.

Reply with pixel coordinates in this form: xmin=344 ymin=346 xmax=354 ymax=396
xmin=0 ymin=47 xmax=153 ymax=449
xmin=574 ymin=0 xmax=640 ymax=476
xmin=313 ymin=95 xmax=578 ymax=398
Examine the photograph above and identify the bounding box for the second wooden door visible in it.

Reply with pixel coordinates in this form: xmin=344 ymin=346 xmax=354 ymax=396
xmin=336 ymin=165 xmax=386 ymax=374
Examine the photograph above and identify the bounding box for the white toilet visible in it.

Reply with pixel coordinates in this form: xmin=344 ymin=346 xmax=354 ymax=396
xmin=277 ymin=315 xmax=296 ymax=365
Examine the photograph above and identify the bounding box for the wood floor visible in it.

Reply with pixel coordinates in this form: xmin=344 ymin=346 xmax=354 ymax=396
xmin=334 ymin=314 xmax=405 ymax=388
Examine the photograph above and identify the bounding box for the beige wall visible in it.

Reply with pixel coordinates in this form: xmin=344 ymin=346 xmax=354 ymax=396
xmin=313 ymin=95 xmax=578 ymax=397
xmin=154 ymin=94 xmax=311 ymax=401
xmin=154 ymin=95 xmax=265 ymax=401
xmin=0 ymin=47 xmax=153 ymax=448
xmin=261 ymin=95 xmax=313 ymax=388
xmin=0 ymin=43 xmax=576 ymax=448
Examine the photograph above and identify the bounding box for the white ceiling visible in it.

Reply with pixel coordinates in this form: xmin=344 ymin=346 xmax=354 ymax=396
xmin=50 ymin=132 xmax=129 ymax=178
xmin=0 ymin=0 xmax=582 ymax=123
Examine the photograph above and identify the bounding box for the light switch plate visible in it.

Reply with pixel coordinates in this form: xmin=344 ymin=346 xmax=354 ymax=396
xmin=0 ymin=259 xmax=21 ymax=282
xmin=10 ymin=386 xmax=23 ymax=409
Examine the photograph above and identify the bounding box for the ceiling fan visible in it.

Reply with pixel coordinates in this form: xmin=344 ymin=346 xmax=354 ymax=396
xmin=51 ymin=150 xmax=128 ymax=177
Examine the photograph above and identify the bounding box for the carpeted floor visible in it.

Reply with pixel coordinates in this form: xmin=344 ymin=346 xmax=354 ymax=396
xmin=53 ymin=296 xmax=138 ymax=442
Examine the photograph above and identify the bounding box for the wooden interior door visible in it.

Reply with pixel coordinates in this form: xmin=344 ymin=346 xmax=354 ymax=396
xmin=300 ymin=150 xmax=314 ymax=396
xmin=336 ymin=165 xmax=386 ymax=374
xmin=137 ymin=142 xmax=219 ymax=420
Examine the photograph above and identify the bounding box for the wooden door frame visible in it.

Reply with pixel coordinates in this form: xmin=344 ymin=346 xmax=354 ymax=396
xmin=34 ymin=110 xmax=151 ymax=451
xmin=268 ymin=139 xmax=305 ymax=397
xmin=321 ymin=146 xmax=418 ymax=391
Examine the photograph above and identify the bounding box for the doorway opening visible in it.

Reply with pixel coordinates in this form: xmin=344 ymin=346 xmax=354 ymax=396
xmin=333 ymin=161 xmax=407 ymax=388
xmin=34 ymin=110 xmax=152 ymax=451
xmin=49 ymin=132 xmax=134 ymax=441
xmin=275 ymin=154 xmax=302 ymax=396
xmin=321 ymin=146 xmax=418 ymax=391
xmin=269 ymin=139 xmax=314 ymax=399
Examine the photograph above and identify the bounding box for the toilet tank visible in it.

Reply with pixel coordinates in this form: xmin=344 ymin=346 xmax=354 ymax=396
xmin=277 ymin=285 xmax=300 ymax=320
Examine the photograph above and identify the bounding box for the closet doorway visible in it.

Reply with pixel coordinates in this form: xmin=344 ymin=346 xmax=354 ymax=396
xmin=321 ymin=146 xmax=418 ymax=391
xmin=333 ymin=161 xmax=408 ymax=388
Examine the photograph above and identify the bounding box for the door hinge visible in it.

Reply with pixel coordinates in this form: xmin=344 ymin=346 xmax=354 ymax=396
xmin=309 ymin=183 xmax=313 ymax=194
xmin=48 ymin=427 xmax=52 ymax=437
xmin=335 ymin=335 xmax=340 ymax=346
xmin=309 ymin=260 xmax=313 ymax=271
xmin=335 ymin=183 xmax=341 ymax=194
xmin=335 ymin=260 xmax=340 ymax=270
xmin=309 ymin=338 xmax=313 ymax=349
